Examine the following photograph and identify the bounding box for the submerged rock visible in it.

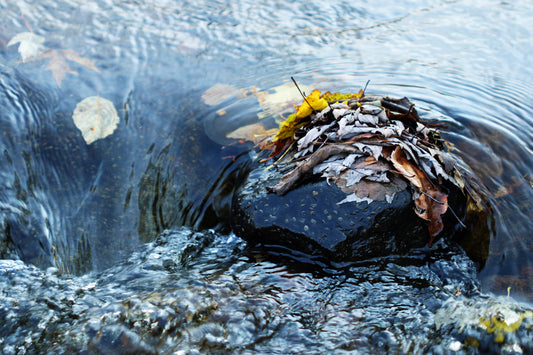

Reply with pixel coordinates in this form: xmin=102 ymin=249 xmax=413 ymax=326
xmin=0 ymin=227 xmax=529 ymax=354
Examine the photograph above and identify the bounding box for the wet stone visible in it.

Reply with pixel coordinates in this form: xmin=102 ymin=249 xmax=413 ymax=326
xmin=231 ymin=166 xmax=465 ymax=260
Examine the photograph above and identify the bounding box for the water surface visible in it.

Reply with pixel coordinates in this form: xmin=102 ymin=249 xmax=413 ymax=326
xmin=0 ymin=0 xmax=532 ymax=352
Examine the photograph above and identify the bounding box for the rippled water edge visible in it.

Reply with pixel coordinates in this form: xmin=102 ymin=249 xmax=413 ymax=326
xmin=1 ymin=227 xmax=532 ymax=354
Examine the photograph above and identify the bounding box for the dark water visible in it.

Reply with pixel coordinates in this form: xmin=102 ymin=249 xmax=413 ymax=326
xmin=0 ymin=0 xmax=532 ymax=353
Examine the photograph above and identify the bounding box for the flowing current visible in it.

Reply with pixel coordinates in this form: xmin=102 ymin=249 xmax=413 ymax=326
xmin=0 ymin=0 xmax=532 ymax=353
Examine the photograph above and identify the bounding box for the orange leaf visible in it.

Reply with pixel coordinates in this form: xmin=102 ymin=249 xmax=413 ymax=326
xmin=390 ymin=146 xmax=448 ymax=243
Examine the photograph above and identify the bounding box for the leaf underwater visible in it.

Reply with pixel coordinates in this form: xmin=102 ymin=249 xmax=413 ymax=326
xmin=72 ymin=96 xmax=119 ymax=144
xmin=226 ymin=123 xmax=278 ymax=145
xmin=253 ymin=82 xmax=313 ymax=119
xmin=201 ymin=83 xmax=243 ymax=106
xmin=8 ymin=32 xmax=45 ymax=62
xmin=202 ymin=82 xmax=312 ymax=120
xmin=30 ymin=49 xmax=101 ymax=87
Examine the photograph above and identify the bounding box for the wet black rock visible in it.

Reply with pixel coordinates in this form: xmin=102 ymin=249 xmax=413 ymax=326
xmin=231 ymin=165 xmax=466 ymax=260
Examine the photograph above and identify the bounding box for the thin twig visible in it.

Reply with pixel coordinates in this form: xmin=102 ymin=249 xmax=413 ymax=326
xmin=273 ymin=141 xmax=295 ymax=166
xmin=362 ymin=80 xmax=370 ymax=95
xmin=291 ymin=76 xmax=316 ymax=113
xmin=419 ymin=190 xmax=445 ymax=205
xmin=447 ymin=205 xmax=467 ymax=228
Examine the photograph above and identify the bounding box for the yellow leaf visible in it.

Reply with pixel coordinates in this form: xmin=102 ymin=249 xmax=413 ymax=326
xmin=320 ymin=90 xmax=362 ymax=102
xmin=295 ymin=89 xmax=328 ymax=119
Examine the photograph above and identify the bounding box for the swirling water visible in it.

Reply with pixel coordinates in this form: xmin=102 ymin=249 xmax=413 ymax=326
xmin=0 ymin=0 xmax=532 ymax=353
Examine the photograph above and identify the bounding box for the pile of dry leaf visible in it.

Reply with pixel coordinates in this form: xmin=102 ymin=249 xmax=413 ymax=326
xmin=261 ymin=85 xmax=484 ymax=245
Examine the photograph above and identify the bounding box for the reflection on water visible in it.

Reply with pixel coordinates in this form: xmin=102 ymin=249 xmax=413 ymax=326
xmin=0 ymin=0 xmax=532 ymax=350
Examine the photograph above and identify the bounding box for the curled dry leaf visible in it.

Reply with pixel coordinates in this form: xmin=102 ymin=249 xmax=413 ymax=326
xmin=337 ymin=178 xmax=407 ymax=204
xmin=72 ymin=96 xmax=119 ymax=145
xmin=267 ymin=144 xmax=362 ymax=195
xmin=390 ymin=146 xmax=448 ymax=241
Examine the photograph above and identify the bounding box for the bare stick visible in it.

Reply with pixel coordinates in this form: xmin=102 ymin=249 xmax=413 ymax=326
xmin=419 ymin=190 xmax=445 ymax=205
xmin=447 ymin=205 xmax=467 ymax=228
xmin=21 ymin=13 xmax=33 ymax=33
xmin=291 ymin=76 xmax=316 ymax=113
xmin=362 ymin=80 xmax=370 ymax=95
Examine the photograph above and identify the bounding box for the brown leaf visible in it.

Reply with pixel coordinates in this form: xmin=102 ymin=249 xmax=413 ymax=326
xmin=29 ymin=49 xmax=100 ymax=87
xmin=62 ymin=49 xmax=100 ymax=72
xmin=390 ymin=146 xmax=448 ymax=243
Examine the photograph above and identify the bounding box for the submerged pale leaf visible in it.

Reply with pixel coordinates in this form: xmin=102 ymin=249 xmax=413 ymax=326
xmin=72 ymin=96 xmax=119 ymax=144
xmin=226 ymin=123 xmax=278 ymax=145
xmin=8 ymin=32 xmax=45 ymax=62
xmin=30 ymin=49 xmax=100 ymax=87
xmin=201 ymin=83 xmax=242 ymax=106
xmin=254 ymin=82 xmax=312 ymax=119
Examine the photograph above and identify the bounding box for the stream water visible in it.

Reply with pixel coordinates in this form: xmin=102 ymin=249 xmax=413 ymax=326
xmin=0 ymin=0 xmax=532 ymax=353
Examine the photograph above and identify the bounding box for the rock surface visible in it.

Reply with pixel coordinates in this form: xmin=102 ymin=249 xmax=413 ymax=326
xmin=232 ymin=164 xmax=467 ymax=260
